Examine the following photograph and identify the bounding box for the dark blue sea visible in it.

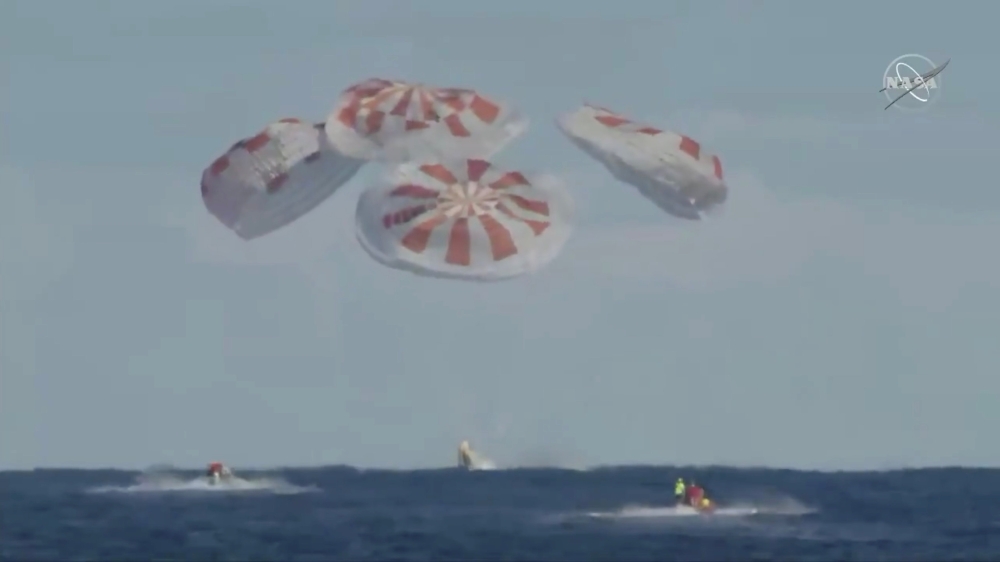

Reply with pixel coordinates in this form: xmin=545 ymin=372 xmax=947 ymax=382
xmin=3 ymin=466 xmax=999 ymax=561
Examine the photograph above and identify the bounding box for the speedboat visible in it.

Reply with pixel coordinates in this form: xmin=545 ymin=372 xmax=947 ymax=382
xmin=205 ymin=461 xmax=234 ymax=485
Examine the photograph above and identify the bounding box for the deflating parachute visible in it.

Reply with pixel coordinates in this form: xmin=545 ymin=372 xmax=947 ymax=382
xmin=325 ymin=78 xmax=527 ymax=163
xmin=355 ymin=158 xmax=573 ymax=282
xmin=201 ymin=118 xmax=364 ymax=240
xmin=557 ymin=104 xmax=727 ymax=220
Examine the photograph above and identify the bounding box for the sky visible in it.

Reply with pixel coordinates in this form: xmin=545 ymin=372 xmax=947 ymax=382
xmin=1 ymin=1 xmax=996 ymax=471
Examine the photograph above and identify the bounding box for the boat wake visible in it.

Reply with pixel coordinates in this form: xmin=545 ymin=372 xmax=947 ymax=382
xmin=587 ymin=504 xmax=760 ymax=519
xmin=87 ymin=471 xmax=316 ymax=495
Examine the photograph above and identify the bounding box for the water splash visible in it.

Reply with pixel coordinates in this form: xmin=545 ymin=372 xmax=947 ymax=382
xmin=86 ymin=471 xmax=317 ymax=495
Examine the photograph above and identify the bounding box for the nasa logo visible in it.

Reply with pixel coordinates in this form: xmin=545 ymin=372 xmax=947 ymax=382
xmin=881 ymin=54 xmax=945 ymax=112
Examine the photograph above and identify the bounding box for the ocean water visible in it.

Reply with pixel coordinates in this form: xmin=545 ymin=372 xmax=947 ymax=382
xmin=2 ymin=466 xmax=999 ymax=561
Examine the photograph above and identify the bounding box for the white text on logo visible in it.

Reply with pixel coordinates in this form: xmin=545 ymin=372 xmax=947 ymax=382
xmin=882 ymin=76 xmax=939 ymax=90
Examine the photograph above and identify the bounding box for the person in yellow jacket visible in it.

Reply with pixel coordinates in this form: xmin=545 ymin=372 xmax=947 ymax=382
xmin=674 ymin=478 xmax=687 ymax=505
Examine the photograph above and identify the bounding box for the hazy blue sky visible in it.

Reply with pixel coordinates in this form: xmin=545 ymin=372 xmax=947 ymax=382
xmin=2 ymin=1 xmax=996 ymax=471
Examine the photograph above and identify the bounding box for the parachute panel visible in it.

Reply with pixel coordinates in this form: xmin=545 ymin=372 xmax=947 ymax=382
xmin=356 ymin=158 xmax=573 ymax=281
xmin=325 ymin=78 xmax=528 ymax=163
xmin=556 ymin=104 xmax=727 ymax=220
xmin=201 ymin=118 xmax=364 ymax=240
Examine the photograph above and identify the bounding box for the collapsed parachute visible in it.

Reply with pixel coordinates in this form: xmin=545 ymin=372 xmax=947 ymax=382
xmin=201 ymin=118 xmax=364 ymax=240
xmin=355 ymin=158 xmax=573 ymax=281
xmin=325 ymin=78 xmax=527 ymax=163
xmin=557 ymin=104 xmax=727 ymax=220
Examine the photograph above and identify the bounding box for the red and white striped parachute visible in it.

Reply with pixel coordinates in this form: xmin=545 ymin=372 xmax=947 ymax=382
xmin=325 ymin=78 xmax=527 ymax=163
xmin=356 ymin=158 xmax=573 ymax=281
xmin=201 ymin=118 xmax=364 ymax=240
xmin=557 ymin=104 xmax=727 ymax=220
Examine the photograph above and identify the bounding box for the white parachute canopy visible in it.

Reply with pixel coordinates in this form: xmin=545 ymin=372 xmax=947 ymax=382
xmin=355 ymin=158 xmax=574 ymax=282
xmin=556 ymin=104 xmax=727 ymax=220
xmin=201 ymin=118 xmax=364 ymax=240
xmin=325 ymin=78 xmax=528 ymax=163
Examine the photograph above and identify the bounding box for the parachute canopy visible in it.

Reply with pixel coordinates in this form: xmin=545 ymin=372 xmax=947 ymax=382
xmin=201 ymin=118 xmax=364 ymax=240
xmin=325 ymin=78 xmax=527 ymax=163
xmin=356 ymin=158 xmax=573 ymax=282
xmin=557 ymin=104 xmax=727 ymax=220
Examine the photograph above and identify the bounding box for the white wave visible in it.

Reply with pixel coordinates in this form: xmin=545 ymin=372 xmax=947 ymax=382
xmin=464 ymin=451 xmax=591 ymax=471
xmin=87 ymin=472 xmax=316 ymax=495
xmin=745 ymin=495 xmax=818 ymax=516
xmin=469 ymin=456 xmax=498 ymax=471
xmin=587 ymin=504 xmax=760 ymax=519
xmin=584 ymin=495 xmax=817 ymax=520
xmin=510 ymin=463 xmax=590 ymax=471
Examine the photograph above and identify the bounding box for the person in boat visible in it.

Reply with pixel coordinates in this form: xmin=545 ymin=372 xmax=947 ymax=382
xmin=205 ymin=461 xmax=232 ymax=483
xmin=674 ymin=478 xmax=687 ymax=505
xmin=686 ymin=481 xmax=716 ymax=511
xmin=686 ymin=480 xmax=706 ymax=508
